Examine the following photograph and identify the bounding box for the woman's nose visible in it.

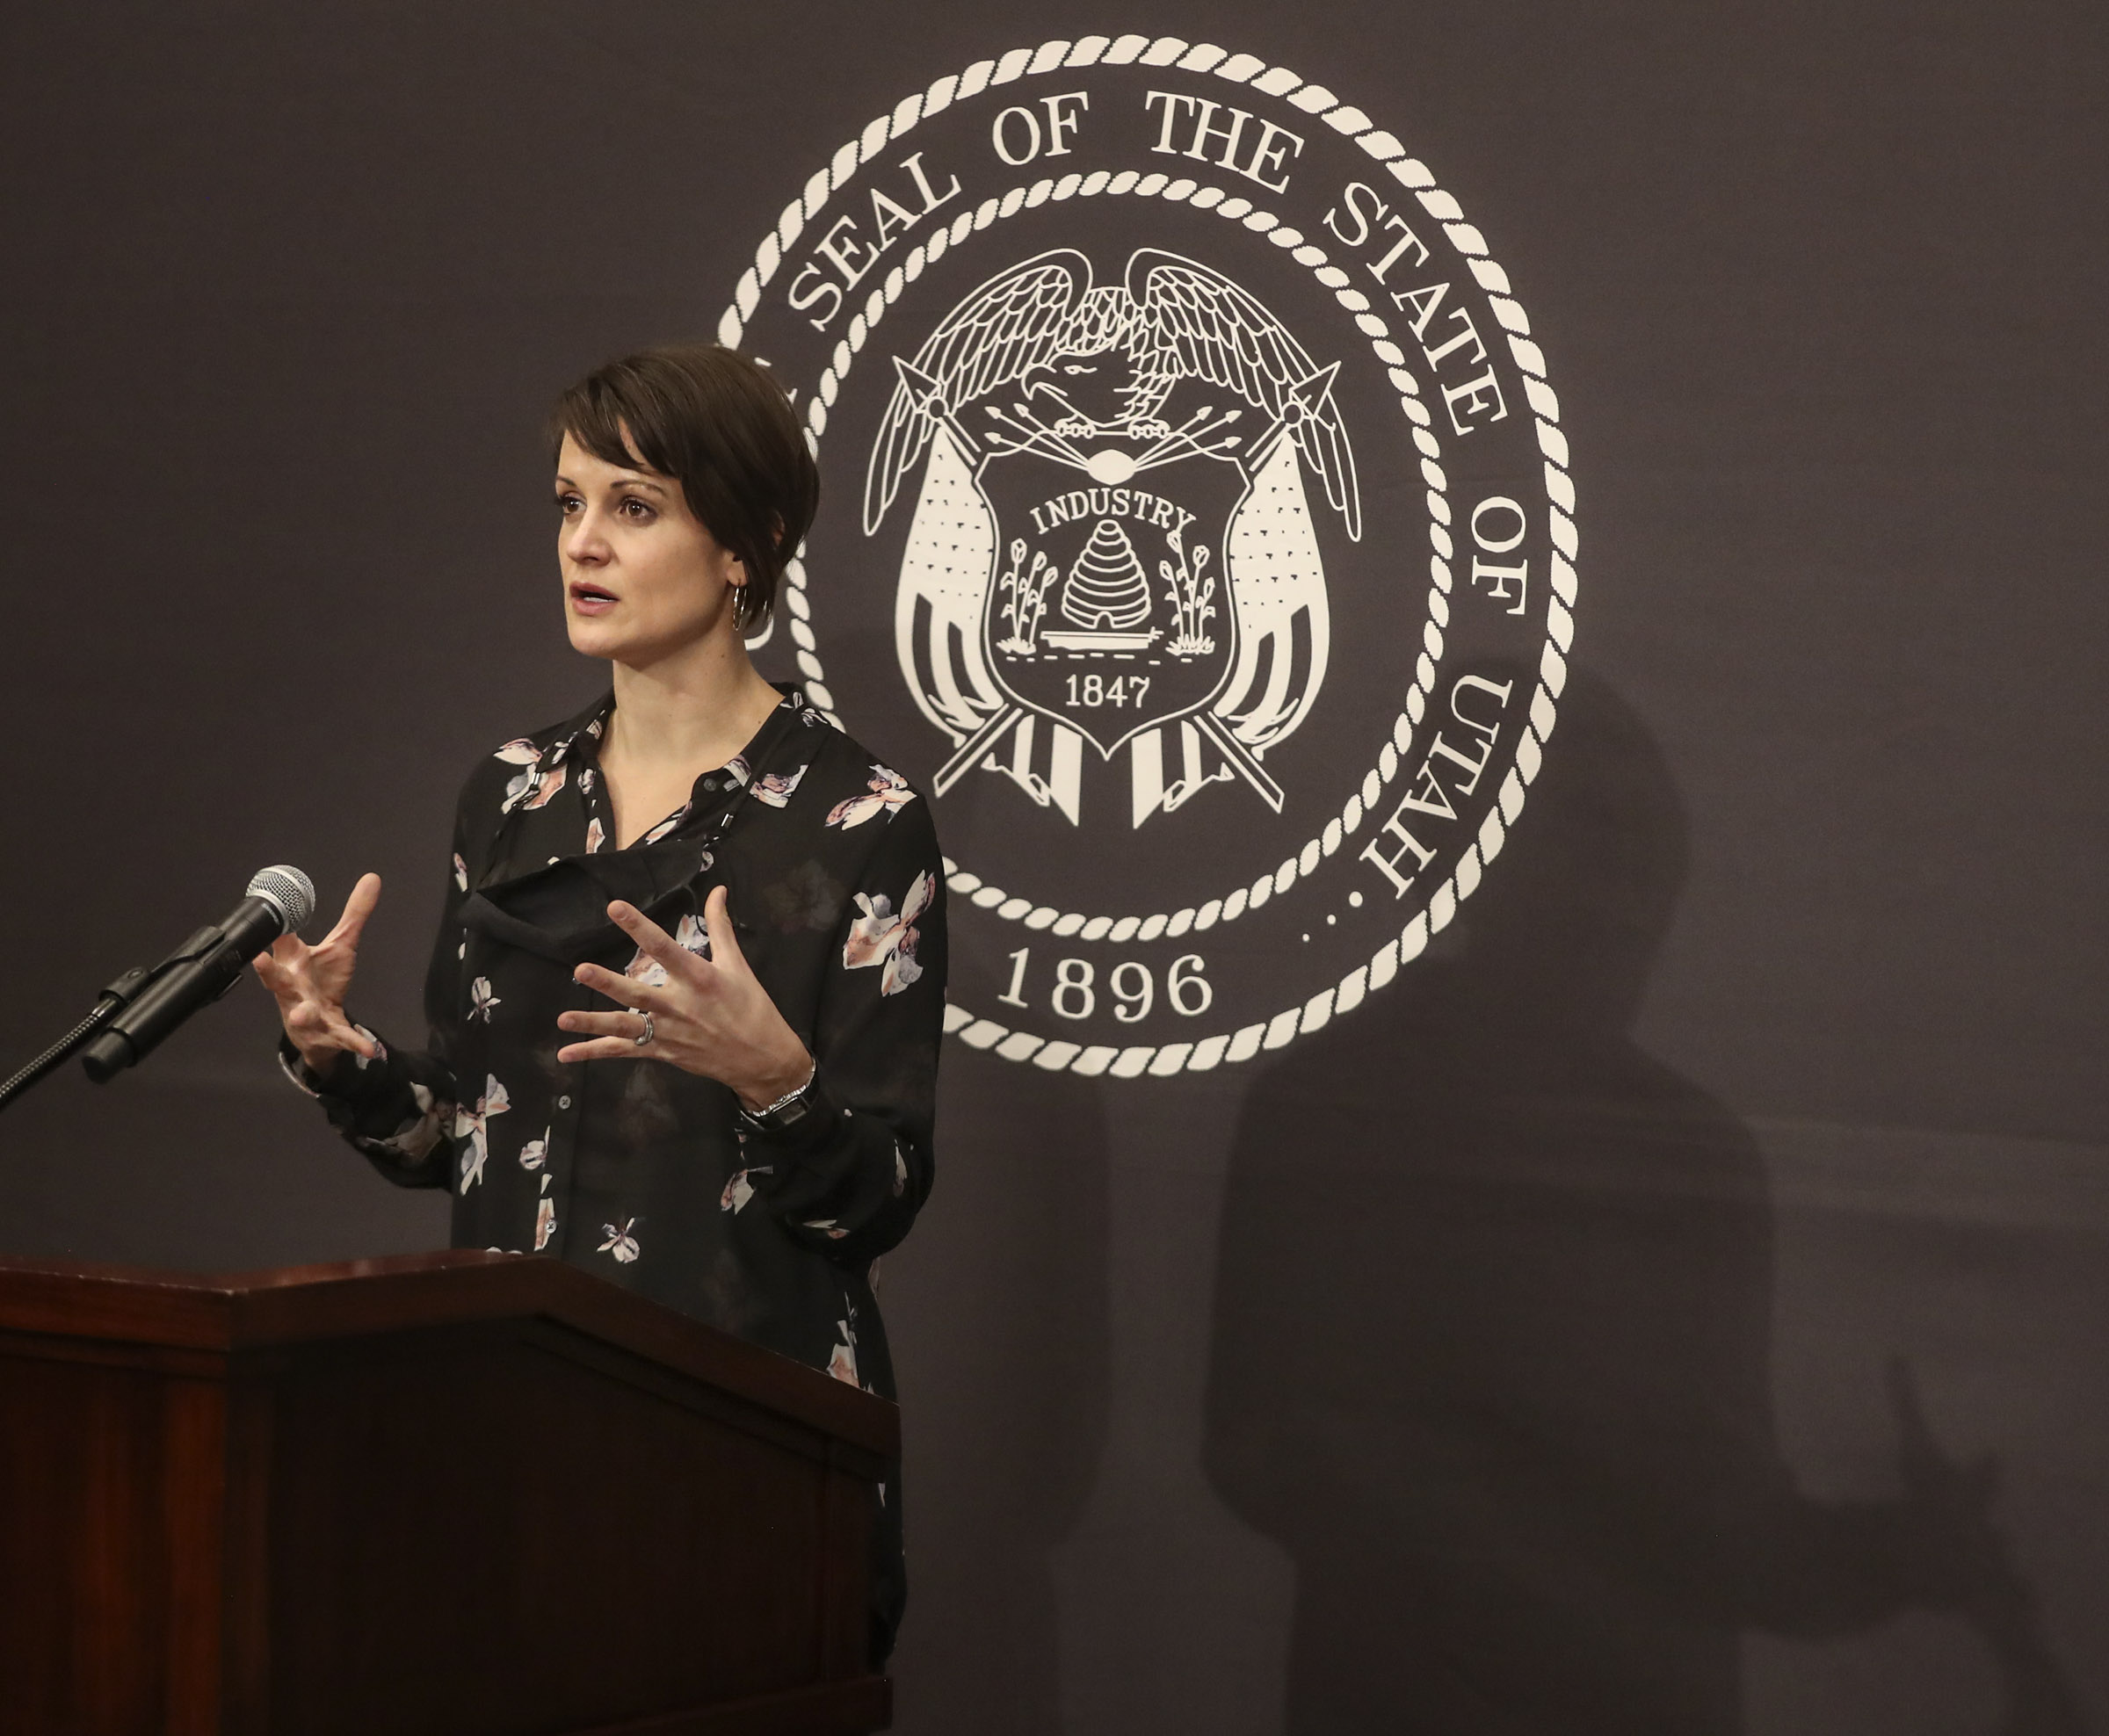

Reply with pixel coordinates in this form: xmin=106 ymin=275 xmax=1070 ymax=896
xmin=564 ymin=510 xmax=611 ymax=563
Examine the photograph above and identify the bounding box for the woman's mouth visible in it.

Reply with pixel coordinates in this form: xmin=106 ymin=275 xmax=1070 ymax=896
xmin=569 ymin=581 xmax=618 ymax=615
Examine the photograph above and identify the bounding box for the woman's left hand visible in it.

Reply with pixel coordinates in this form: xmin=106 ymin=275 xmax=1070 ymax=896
xmin=556 ymin=885 xmax=813 ymax=1112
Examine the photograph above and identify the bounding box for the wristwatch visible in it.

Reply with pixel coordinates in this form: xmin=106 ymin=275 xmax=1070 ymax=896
xmin=737 ymin=1060 xmax=822 ymax=1136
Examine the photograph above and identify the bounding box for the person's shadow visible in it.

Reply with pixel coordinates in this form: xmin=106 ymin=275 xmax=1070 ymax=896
xmin=1202 ymin=669 xmax=2084 ymax=1735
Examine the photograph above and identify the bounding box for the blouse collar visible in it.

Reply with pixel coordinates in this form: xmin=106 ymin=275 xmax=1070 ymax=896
xmin=536 ymin=684 xmax=818 ymax=776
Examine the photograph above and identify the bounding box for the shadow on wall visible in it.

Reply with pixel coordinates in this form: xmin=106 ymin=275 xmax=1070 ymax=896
xmin=1202 ymin=669 xmax=2084 ymax=1736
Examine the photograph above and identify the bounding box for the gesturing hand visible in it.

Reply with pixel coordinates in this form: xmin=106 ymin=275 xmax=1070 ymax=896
xmin=557 ymin=885 xmax=812 ymax=1112
xmin=252 ymin=872 xmax=382 ymax=1071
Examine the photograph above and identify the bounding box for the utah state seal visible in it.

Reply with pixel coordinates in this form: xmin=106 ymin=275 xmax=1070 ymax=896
xmin=724 ymin=36 xmax=1581 ymax=1079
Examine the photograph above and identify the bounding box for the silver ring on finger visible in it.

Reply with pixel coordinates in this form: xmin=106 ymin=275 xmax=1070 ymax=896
xmin=632 ymin=1009 xmax=655 ymax=1048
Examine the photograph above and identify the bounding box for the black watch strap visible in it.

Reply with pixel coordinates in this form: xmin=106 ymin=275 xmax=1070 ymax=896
xmin=736 ymin=1062 xmax=822 ymax=1136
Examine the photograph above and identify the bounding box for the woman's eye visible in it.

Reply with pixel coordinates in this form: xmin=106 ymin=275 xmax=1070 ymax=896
xmin=620 ymin=498 xmax=654 ymax=520
xmin=555 ymin=495 xmax=582 ymax=515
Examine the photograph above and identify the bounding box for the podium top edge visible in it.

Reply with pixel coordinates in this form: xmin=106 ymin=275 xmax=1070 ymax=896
xmin=0 ymin=1249 xmax=897 ymax=1458
xmin=0 ymin=1247 xmax=507 ymax=1296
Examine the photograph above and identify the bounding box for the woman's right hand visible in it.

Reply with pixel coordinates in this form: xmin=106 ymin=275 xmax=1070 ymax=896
xmin=252 ymin=872 xmax=383 ymax=1071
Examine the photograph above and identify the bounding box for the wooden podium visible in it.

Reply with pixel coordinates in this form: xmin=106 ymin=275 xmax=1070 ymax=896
xmin=0 ymin=1250 xmax=895 ymax=1735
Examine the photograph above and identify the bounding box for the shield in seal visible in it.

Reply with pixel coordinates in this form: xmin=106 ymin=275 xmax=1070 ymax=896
xmin=870 ymin=245 xmax=1361 ymax=824
xmin=975 ymin=442 xmax=1248 ymax=760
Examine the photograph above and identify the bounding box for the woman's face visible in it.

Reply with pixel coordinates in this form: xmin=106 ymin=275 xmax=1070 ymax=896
xmin=554 ymin=431 xmax=742 ymax=667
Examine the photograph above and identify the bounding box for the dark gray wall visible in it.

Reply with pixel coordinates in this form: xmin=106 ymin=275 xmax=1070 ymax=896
xmin=0 ymin=4 xmax=2101 ymax=1731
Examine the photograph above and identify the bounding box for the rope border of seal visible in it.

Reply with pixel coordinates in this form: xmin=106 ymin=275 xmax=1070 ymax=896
xmin=716 ymin=35 xmax=1578 ymax=1080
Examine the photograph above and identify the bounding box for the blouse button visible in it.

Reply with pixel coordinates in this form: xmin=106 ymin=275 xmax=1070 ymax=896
xmin=557 ymin=1095 xmax=572 ymax=1110
xmin=702 ymin=777 xmax=719 ymax=792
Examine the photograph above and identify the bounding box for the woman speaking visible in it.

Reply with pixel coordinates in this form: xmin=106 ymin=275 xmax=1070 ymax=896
xmin=252 ymin=344 xmax=945 ymax=1659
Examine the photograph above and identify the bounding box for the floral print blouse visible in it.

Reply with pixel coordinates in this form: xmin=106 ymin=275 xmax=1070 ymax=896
xmin=279 ymin=686 xmax=946 ymax=1651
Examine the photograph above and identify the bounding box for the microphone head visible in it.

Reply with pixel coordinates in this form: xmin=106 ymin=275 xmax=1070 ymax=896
xmin=247 ymin=864 xmax=316 ymax=935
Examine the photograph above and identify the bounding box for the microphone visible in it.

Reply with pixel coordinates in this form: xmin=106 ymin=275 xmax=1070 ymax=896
xmin=80 ymin=866 xmax=316 ymax=1083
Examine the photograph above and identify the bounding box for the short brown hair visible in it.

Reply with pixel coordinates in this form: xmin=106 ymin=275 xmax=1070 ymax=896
xmin=549 ymin=344 xmax=818 ymax=632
